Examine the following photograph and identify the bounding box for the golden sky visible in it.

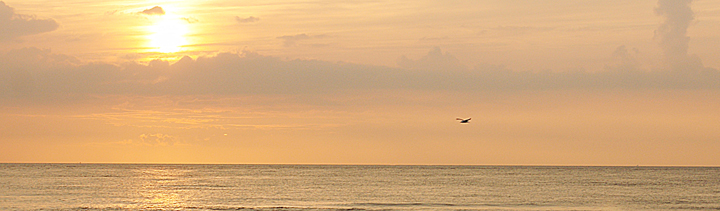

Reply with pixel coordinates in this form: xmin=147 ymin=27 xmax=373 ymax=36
xmin=1 ymin=0 xmax=719 ymax=165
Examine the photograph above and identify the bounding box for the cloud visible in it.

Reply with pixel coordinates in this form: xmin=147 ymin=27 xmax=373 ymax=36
xmin=0 ymin=1 xmax=59 ymax=41
xmin=235 ymin=16 xmax=259 ymax=23
xmin=492 ymin=25 xmax=555 ymax=36
xmin=276 ymin=34 xmax=327 ymax=47
xmin=139 ymin=6 xmax=165 ymax=16
xmin=607 ymin=45 xmax=640 ymax=72
xmin=181 ymin=17 xmax=198 ymax=24
xmin=2 ymin=47 xmax=720 ymax=105
xmin=397 ymin=47 xmax=467 ymax=71
xmin=654 ymin=0 xmax=701 ymax=71
xmin=140 ymin=133 xmax=174 ymax=146
xmin=123 ymin=133 xmax=179 ymax=146
xmin=645 ymin=0 xmax=720 ymax=87
xmin=277 ymin=33 xmax=311 ymax=47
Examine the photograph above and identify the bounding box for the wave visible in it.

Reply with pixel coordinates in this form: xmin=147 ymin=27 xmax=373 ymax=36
xmin=51 ymin=206 xmax=372 ymax=211
xmin=350 ymin=202 xmax=458 ymax=207
xmin=50 ymin=203 xmax=614 ymax=211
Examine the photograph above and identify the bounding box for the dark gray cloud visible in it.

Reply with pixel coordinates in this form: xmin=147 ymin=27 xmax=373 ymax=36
xmin=0 ymin=1 xmax=59 ymax=41
xmin=235 ymin=16 xmax=259 ymax=23
xmin=140 ymin=6 xmax=165 ymax=16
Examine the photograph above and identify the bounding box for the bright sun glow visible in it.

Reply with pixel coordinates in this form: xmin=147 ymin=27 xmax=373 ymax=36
xmin=147 ymin=15 xmax=188 ymax=53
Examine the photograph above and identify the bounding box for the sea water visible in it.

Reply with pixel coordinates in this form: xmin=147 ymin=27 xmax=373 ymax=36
xmin=1 ymin=164 xmax=719 ymax=210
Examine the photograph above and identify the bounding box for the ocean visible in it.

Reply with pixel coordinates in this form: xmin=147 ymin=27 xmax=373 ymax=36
xmin=1 ymin=164 xmax=719 ymax=211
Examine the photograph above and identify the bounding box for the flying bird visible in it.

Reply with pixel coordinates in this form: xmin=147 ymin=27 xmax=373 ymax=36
xmin=456 ymin=117 xmax=471 ymax=124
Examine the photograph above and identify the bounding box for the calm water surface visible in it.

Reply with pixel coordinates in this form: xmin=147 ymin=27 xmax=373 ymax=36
xmin=1 ymin=164 xmax=719 ymax=210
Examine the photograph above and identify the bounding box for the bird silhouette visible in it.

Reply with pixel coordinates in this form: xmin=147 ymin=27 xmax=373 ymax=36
xmin=456 ymin=117 xmax=471 ymax=124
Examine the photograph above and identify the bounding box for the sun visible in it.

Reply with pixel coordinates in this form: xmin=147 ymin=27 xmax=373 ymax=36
xmin=146 ymin=15 xmax=188 ymax=53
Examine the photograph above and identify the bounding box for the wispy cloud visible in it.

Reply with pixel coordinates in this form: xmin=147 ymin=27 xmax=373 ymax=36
xmin=138 ymin=133 xmax=177 ymax=146
xmin=492 ymin=25 xmax=555 ymax=36
xmin=0 ymin=1 xmax=59 ymax=41
xmin=235 ymin=16 xmax=259 ymax=23
xmin=277 ymin=33 xmax=310 ymax=47
xmin=397 ymin=47 xmax=467 ymax=70
xmin=182 ymin=17 xmax=199 ymax=24
xmin=276 ymin=34 xmax=328 ymax=47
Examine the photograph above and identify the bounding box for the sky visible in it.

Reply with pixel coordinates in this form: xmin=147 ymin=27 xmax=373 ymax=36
xmin=1 ymin=0 xmax=719 ymax=165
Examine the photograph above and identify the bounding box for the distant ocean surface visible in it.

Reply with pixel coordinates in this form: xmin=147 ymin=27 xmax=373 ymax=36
xmin=1 ymin=164 xmax=719 ymax=211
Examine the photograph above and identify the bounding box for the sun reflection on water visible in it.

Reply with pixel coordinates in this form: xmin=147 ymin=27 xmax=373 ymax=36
xmin=135 ymin=167 xmax=192 ymax=209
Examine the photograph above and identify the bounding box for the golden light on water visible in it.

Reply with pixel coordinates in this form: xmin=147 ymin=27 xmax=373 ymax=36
xmin=146 ymin=14 xmax=188 ymax=53
xmin=136 ymin=168 xmax=188 ymax=208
